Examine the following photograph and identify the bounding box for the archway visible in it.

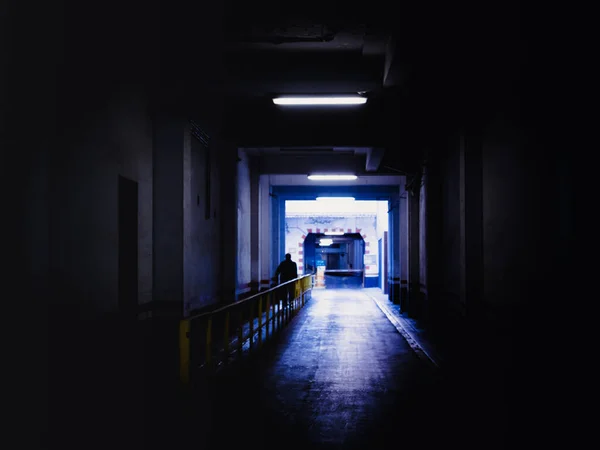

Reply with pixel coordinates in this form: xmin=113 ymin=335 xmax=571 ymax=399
xmin=304 ymin=232 xmax=365 ymax=288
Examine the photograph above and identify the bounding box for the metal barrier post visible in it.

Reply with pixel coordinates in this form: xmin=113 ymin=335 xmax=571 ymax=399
xmin=292 ymin=283 xmax=296 ymax=316
xmin=179 ymin=275 xmax=314 ymax=385
xmin=266 ymin=293 xmax=271 ymax=338
xmin=249 ymin=301 xmax=254 ymax=350
xmin=273 ymin=297 xmax=278 ymax=331
xmin=179 ymin=320 xmax=190 ymax=384
xmin=224 ymin=311 xmax=230 ymax=364
xmin=277 ymin=294 xmax=283 ymax=330
xmin=258 ymin=296 xmax=263 ymax=346
xmin=287 ymin=287 xmax=291 ymax=323
xmin=237 ymin=308 xmax=243 ymax=356
xmin=206 ymin=316 xmax=212 ymax=368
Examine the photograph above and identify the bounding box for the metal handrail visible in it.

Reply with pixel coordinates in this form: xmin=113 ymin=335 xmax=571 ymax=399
xmin=186 ymin=275 xmax=307 ymax=320
xmin=179 ymin=274 xmax=314 ymax=384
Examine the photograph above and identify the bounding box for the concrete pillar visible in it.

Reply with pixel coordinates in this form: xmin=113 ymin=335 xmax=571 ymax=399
xmin=418 ymin=166 xmax=428 ymax=320
xmin=388 ymin=194 xmax=401 ymax=304
xmin=270 ymin=190 xmax=280 ymax=285
xmin=152 ymin=109 xmax=185 ymax=317
xmin=259 ymin=175 xmax=272 ymax=291
xmin=353 ymin=239 xmax=363 ymax=270
xmin=250 ymin=157 xmax=260 ymax=294
xmin=236 ymin=149 xmax=252 ymax=298
xmin=423 ymin=154 xmax=443 ymax=324
xmin=218 ymin=143 xmax=238 ymax=304
xmin=408 ymin=174 xmax=421 ymax=317
xmin=459 ymin=132 xmax=484 ymax=325
xmin=147 ymin=108 xmax=187 ymax=396
xmin=382 ymin=231 xmax=389 ymax=294
xmin=399 ymin=183 xmax=409 ymax=312
xmin=277 ymin=196 xmax=286 ymax=271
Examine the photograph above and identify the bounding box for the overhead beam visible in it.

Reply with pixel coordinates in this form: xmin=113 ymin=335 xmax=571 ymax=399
xmin=362 ymin=34 xmax=387 ymax=57
xmin=227 ymin=120 xmax=385 ymax=147
xmin=383 ymin=36 xmax=407 ymax=88
xmin=225 ymin=50 xmax=379 ymax=79
xmin=257 ymin=154 xmax=365 ymax=175
xmin=366 ymin=147 xmax=385 ymax=171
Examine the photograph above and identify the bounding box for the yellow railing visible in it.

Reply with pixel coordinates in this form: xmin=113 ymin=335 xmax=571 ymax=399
xmin=179 ymin=274 xmax=314 ymax=385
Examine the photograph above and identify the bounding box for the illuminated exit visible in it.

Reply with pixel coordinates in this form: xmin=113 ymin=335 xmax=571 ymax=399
xmin=285 ymin=199 xmax=388 ymax=289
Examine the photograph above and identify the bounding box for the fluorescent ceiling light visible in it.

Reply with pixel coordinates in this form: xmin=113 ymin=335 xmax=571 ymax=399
xmin=273 ymin=96 xmax=367 ymax=106
xmin=308 ymin=174 xmax=357 ymax=181
xmin=325 ymin=231 xmax=345 ymax=235
xmin=316 ymin=197 xmax=355 ymax=202
xmin=319 ymin=239 xmax=333 ymax=246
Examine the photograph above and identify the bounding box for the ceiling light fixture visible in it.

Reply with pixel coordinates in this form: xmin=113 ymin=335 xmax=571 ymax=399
xmin=273 ymin=96 xmax=367 ymax=106
xmin=319 ymin=239 xmax=333 ymax=246
xmin=308 ymin=174 xmax=358 ymax=181
xmin=316 ymin=197 xmax=355 ymax=202
xmin=325 ymin=231 xmax=345 ymax=235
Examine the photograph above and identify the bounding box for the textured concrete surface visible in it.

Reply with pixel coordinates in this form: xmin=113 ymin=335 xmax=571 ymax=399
xmin=193 ymin=289 xmax=466 ymax=449
xmin=362 ymin=288 xmax=442 ymax=367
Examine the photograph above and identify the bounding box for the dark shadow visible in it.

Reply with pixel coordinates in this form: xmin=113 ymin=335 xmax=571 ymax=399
xmin=118 ymin=175 xmax=138 ymax=320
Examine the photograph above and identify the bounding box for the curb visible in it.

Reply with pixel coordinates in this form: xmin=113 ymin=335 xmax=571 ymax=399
xmin=365 ymin=292 xmax=440 ymax=370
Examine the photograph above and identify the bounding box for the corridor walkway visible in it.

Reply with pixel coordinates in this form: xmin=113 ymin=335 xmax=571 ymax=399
xmin=192 ymin=289 xmax=466 ymax=449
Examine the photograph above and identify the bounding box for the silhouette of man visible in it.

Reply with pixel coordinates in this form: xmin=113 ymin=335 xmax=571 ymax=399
xmin=275 ymin=253 xmax=298 ymax=305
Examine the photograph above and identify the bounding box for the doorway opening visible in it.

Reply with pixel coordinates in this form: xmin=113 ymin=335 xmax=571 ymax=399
xmin=304 ymin=232 xmax=365 ymax=288
xmin=284 ymin=199 xmax=388 ymax=289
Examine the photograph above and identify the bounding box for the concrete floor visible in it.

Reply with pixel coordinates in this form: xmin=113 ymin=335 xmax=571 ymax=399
xmin=183 ymin=289 xmax=476 ymax=450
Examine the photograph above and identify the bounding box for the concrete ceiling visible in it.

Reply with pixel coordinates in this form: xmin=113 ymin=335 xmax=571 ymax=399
xmin=219 ymin=3 xmax=434 ymax=174
xmin=220 ymin=2 xmax=520 ymax=175
xmin=223 ymin=5 xmax=392 ymax=96
xmin=242 ymin=147 xmax=390 ymax=175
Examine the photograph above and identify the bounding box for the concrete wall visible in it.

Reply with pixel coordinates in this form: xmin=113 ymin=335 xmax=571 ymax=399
xmin=48 ymin=86 xmax=154 ymax=318
xmin=152 ymin=110 xmax=185 ymax=313
xmin=412 ymin=93 xmax=575 ymax=444
xmin=425 ymin=112 xmax=563 ymax=348
xmin=376 ymin=201 xmax=389 ymax=290
xmin=387 ymin=192 xmax=402 ymax=303
xmin=481 ymin=119 xmax=531 ymax=319
xmin=217 ymin=140 xmax=239 ymax=305
xmin=376 ymin=201 xmax=389 ymax=237
xmin=418 ymin=164 xmax=430 ymax=319
xmin=14 ymin=2 xmax=158 ymax=443
xmin=183 ymin=124 xmax=222 ymax=315
xmin=399 ymin=185 xmax=409 ymax=301
xmin=439 ymin=139 xmax=463 ymax=323
xmin=478 ymin=113 xmax=560 ymax=345
xmin=259 ymin=175 xmax=272 ymax=290
xmin=407 ymin=177 xmax=420 ymax=312
xmin=26 ymin=83 xmax=155 ymax=447
xmin=12 ymin=2 xmax=231 ymax=445
xmin=236 ymin=149 xmax=252 ymax=296
xmin=113 ymin=90 xmax=155 ymax=309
